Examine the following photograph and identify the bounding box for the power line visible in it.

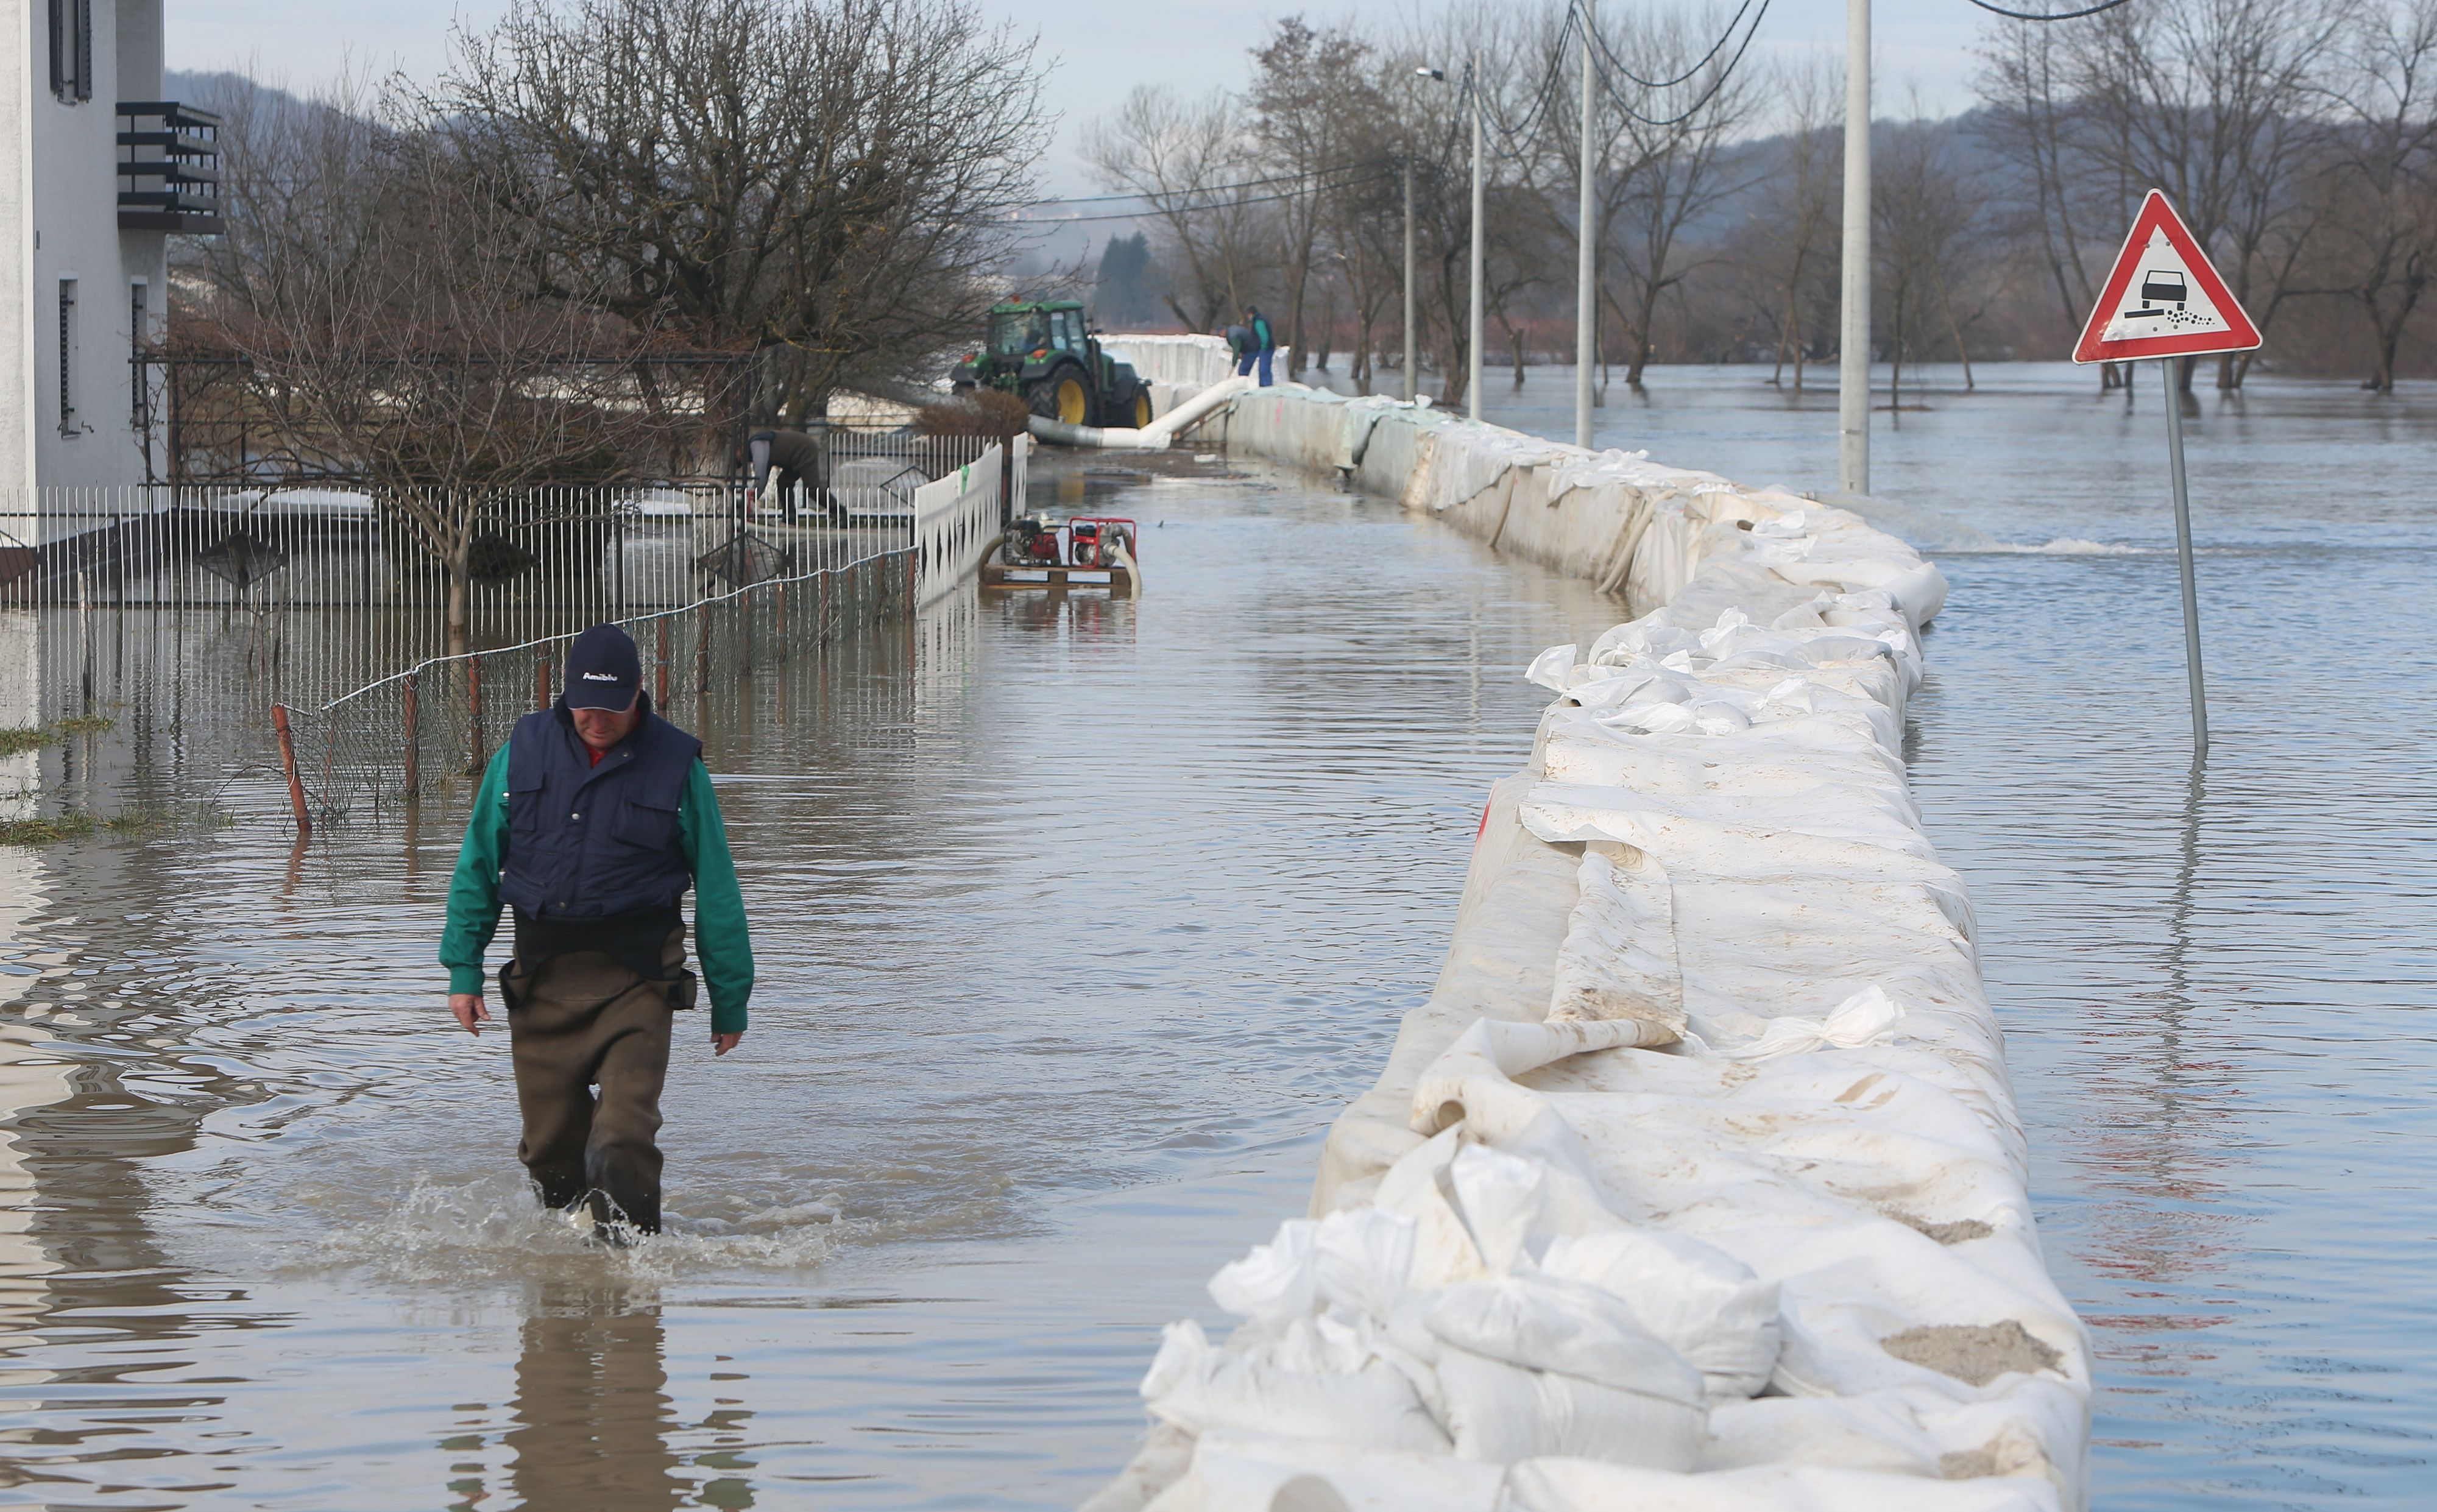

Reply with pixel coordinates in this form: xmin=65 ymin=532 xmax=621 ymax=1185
xmin=1009 ymin=170 xmax=1395 ymax=225
xmin=1023 ymin=161 xmax=1381 ymax=208
xmin=1580 ymin=0 xmax=1763 ymax=91
xmin=1961 ymin=0 xmax=2138 ymax=16
xmin=1583 ymin=0 xmax=1775 ymax=130
xmin=1477 ymin=9 xmax=1582 ymax=164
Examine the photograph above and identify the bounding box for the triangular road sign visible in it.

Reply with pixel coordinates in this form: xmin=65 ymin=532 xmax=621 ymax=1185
xmin=2073 ymin=191 xmax=2262 ymax=363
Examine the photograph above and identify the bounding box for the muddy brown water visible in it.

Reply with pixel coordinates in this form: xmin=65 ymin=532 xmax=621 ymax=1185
xmin=6 ymin=366 xmax=2435 ymax=1509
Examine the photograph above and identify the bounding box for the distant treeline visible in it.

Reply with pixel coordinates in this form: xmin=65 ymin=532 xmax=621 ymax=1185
xmin=1073 ymin=0 xmax=2437 ymax=396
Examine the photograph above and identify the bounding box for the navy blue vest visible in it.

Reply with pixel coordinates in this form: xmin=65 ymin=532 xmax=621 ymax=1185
xmin=498 ymin=699 xmax=702 ymax=919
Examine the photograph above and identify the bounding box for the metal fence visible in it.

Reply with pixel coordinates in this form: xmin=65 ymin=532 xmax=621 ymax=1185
xmin=0 ymin=433 xmax=1001 ymax=718
xmin=1 ymin=431 xmax=1022 ymax=831
xmin=275 ymin=547 xmax=916 ymax=825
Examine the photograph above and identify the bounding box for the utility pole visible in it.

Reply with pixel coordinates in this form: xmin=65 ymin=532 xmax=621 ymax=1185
xmin=1576 ymin=0 xmax=1597 ymax=450
xmin=1406 ymin=66 xmax=1449 ymax=406
xmin=1404 ymin=154 xmax=1417 ymax=403
xmin=1469 ymin=53 xmax=1484 ymax=423
xmin=1837 ymin=0 xmax=1871 ymax=495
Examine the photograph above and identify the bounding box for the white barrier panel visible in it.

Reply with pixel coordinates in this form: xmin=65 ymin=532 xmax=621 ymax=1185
xmin=1100 ymin=334 xmax=1295 ymax=420
xmin=1088 ymin=392 xmax=2087 ymax=1512
xmin=912 ymin=439 xmax=1010 ymax=607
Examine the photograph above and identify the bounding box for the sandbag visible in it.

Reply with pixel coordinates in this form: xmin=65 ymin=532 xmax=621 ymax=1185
xmin=1145 ymin=1432 xmax=1507 ymax=1512
xmin=1421 ymin=1274 xmax=1704 ymax=1404
xmin=1541 ymin=1227 xmax=1782 ymax=1401
xmin=1502 ymin=1460 xmax=2065 ymax=1512
xmin=1433 ymin=1344 xmax=1707 ymax=1469
xmin=1141 ymin=1320 xmax=1452 ymax=1456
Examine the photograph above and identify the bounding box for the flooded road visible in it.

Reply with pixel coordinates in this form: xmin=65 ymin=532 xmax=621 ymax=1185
xmin=0 ymin=458 xmax=1627 ymax=1508
xmin=4 ymin=364 xmax=2433 ymax=1509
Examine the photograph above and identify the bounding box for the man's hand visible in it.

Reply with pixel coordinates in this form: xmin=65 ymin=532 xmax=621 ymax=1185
xmin=450 ymin=993 xmax=491 ymax=1037
xmin=713 ymin=1031 xmax=743 ymax=1058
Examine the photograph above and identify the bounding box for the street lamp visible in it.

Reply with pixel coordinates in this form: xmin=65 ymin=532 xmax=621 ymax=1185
xmin=1409 ymin=65 xmax=1447 ymax=404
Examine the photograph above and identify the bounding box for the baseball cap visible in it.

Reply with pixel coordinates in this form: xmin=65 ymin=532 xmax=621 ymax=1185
xmin=564 ymin=623 xmax=642 ymax=710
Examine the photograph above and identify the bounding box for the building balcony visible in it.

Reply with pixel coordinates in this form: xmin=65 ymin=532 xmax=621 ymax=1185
xmin=117 ymin=102 xmax=222 ymax=235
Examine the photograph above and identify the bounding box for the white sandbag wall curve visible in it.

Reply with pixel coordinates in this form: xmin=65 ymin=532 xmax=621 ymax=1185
xmin=1088 ymin=386 xmax=2090 ymax=1512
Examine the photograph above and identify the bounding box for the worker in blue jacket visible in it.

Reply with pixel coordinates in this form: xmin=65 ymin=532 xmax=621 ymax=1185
xmin=1237 ymin=306 xmax=1276 ymax=387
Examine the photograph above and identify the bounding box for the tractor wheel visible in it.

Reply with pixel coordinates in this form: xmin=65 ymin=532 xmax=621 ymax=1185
xmin=1027 ymin=364 xmax=1091 ymax=426
xmin=1131 ymin=386 xmax=1154 ymax=428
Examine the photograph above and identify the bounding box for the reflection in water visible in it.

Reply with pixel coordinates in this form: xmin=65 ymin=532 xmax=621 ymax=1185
xmin=489 ymin=1286 xmax=698 ymax=1512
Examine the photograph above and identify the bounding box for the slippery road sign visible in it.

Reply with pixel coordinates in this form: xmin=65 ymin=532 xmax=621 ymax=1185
xmin=2073 ymin=190 xmax=2261 ymax=364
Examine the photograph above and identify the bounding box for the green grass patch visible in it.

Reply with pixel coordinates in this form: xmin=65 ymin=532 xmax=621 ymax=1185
xmin=101 ymin=803 xmax=231 ymax=837
xmin=0 ymin=713 xmax=119 ymax=757
xmin=0 ymin=812 xmax=97 ymax=845
xmin=0 ymin=802 xmax=228 ymax=846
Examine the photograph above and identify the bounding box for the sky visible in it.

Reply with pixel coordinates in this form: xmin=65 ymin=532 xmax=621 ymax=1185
xmin=168 ymin=0 xmax=2002 ymax=196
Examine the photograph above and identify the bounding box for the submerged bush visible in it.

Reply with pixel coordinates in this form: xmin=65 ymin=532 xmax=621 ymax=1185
xmin=916 ymin=389 xmax=1032 ymax=437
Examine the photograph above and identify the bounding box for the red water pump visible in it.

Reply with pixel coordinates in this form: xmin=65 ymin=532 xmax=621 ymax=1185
xmin=1002 ymin=515 xmax=1064 ymax=565
xmin=1067 ymin=517 xmax=1137 ymax=567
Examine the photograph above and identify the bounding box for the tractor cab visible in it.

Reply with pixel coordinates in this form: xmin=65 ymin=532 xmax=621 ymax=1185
xmin=987 ymin=306 xmax=1050 ymax=359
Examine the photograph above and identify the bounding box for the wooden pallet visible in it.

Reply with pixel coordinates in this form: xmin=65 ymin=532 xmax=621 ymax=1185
xmin=979 ymin=560 xmax=1136 ymax=593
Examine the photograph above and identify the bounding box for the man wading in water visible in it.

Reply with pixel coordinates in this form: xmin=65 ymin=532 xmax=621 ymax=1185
xmin=439 ymin=623 xmax=754 ymax=1238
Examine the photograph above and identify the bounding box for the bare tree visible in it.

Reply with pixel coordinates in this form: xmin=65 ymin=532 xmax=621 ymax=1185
xmin=1083 ymin=87 xmax=1281 ymax=332
xmin=1596 ymin=7 xmax=1761 ymax=386
xmin=441 ymin=0 xmax=1049 ymax=422
xmin=189 ymin=79 xmax=702 ymax=655
xmin=1874 ymin=112 xmax=1992 ymax=406
xmin=1249 ymin=18 xmax=1387 ymax=372
xmin=1978 ymin=21 xmax=2129 ymax=388
xmin=2067 ymin=0 xmax=2351 ymax=387
xmin=1745 ymin=60 xmax=1842 ymax=391
xmin=2307 ymin=0 xmax=2437 ymax=388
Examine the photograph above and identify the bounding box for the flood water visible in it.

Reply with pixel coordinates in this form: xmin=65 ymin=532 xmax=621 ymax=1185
xmin=3 ymin=363 xmax=2432 ymax=1509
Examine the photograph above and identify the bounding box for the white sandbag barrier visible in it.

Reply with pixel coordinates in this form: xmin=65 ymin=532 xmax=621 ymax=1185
xmin=1085 ymin=386 xmax=2090 ymax=1512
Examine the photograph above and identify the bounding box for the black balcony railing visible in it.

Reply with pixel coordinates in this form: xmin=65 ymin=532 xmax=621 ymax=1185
xmin=117 ymin=101 xmax=222 ymax=235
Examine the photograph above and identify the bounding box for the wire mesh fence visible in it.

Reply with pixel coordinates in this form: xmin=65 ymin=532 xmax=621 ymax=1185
xmin=277 ymin=548 xmax=916 ymax=825
xmin=0 ymin=431 xmax=998 ymax=715
xmin=0 ymin=433 xmax=1018 ymax=833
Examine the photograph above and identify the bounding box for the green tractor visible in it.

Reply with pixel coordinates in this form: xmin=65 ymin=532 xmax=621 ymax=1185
xmin=951 ymin=300 xmax=1155 ymax=429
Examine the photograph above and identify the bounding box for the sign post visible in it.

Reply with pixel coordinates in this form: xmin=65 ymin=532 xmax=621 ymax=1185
xmin=2072 ymin=190 xmax=2262 ymax=761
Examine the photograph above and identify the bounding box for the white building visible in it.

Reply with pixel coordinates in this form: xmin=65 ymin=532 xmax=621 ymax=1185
xmin=1 ymin=0 xmax=216 ymax=496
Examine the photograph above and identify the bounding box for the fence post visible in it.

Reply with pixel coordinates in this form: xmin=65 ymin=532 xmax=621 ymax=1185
xmin=402 ymin=671 xmax=420 ymax=797
xmin=536 ymin=654 xmax=553 ymax=712
xmin=656 ymin=617 xmax=670 ymax=706
xmin=820 ymin=569 xmax=830 ymax=644
xmin=697 ymin=600 xmax=712 ymax=696
xmin=467 ymin=654 xmax=486 ymax=775
xmin=272 ymin=703 xmax=313 ymax=839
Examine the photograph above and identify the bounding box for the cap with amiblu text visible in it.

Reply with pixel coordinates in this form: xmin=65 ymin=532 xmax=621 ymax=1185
xmin=562 ymin=623 xmax=642 ymax=710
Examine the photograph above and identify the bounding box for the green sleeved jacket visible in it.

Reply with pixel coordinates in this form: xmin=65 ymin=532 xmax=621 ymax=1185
xmin=440 ymin=747 xmax=755 ymax=1034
